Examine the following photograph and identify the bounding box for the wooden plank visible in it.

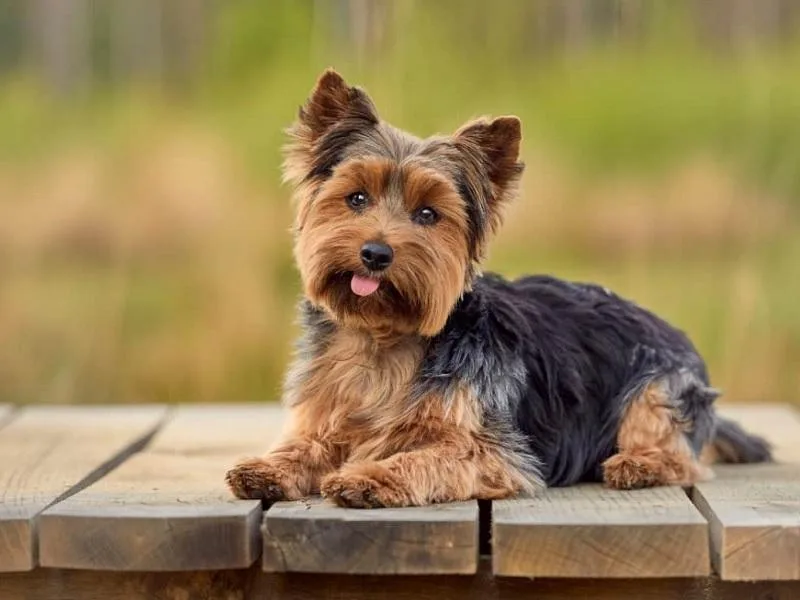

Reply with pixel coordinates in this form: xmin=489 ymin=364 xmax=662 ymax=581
xmin=263 ymin=498 xmax=479 ymax=574
xmin=39 ymin=403 xmax=286 ymax=571
xmin=692 ymin=464 xmax=800 ymax=581
xmin=716 ymin=403 xmax=800 ymax=463
xmin=691 ymin=404 xmax=800 ymax=581
xmin=144 ymin=403 xmax=284 ymax=457
xmin=0 ymin=405 xmax=167 ymax=572
xmin=492 ymin=485 xmax=709 ymax=578
xmin=6 ymin=564 xmax=800 ymax=600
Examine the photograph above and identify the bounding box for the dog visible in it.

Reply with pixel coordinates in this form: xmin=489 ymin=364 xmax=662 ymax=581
xmin=225 ymin=69 xmax=771 ymax=508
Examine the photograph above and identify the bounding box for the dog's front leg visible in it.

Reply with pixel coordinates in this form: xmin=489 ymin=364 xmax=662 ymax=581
xmin=226 ymin=434 xmax=343 ymax=502
xmin=320 ymin=439 xmax=529 ymax=508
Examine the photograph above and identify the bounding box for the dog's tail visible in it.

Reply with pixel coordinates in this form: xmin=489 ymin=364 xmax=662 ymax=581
xmin=707 ymin=416 xmax=773 ymax=464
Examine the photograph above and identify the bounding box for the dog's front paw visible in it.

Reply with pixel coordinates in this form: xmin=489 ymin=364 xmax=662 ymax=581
xmin=602 ymin=452 xmax=662 ymax=490
xmin=321 ymin=463 xmax=409 ymax=508
xmin=225 ymin=458 xmax=292 ymax=501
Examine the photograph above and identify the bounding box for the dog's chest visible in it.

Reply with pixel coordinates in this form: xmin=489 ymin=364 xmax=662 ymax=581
xmin=291 ymin=330 xmax=424 ymax=438
xmin=325 ymin=331 xmax=421 ymax=407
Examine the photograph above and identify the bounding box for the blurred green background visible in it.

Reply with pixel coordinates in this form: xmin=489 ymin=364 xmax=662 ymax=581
xmin=0 ymin=0 xmax=798 ymax=405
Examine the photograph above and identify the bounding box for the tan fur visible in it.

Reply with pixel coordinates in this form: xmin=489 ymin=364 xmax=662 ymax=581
xmin=701 ymin=435 xmax=750 ymax=465
xmin=282 ymin=69 xmax=378 ymax=193
xmin=226 ymin=329 xmax=529 ymax=506
xmin=226 ymin=68 xmax=530 ymax=507
xmin=699 ymin=442 xmax=719 ymax=465
xmin=603 ymin=380 xmax=711 ymax=489
xmin=294 ymin=158 xmax=470 ymax=337
xmin=454 ymin=116 xmax=524 ymax=238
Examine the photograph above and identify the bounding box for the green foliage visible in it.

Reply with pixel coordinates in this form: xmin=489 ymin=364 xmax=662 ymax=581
xmin=0 ymin=1 xmax=799 ymax=404
xmin=198 ymin=0 xmax=800 ymax=200
xmin=211 ymin=0 xmax=316 ymax=83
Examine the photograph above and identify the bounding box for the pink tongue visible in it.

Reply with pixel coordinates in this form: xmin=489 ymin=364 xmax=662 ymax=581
xmin=351 ymin=274 xmax=380 ymax=297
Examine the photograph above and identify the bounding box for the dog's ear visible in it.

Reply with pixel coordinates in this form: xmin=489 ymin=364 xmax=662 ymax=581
xmin=454 ymin=116 xmax=524 ymax=211
xmin=299 ymin=69 xmax=378 ymax=141
xmin=284 ymin=69 xmax=379 ymax=186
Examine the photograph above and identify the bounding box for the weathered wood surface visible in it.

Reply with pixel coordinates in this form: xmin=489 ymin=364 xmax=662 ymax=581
xmin=263 ymin=498 xmax=479 ymax=575
xmin=39 ymin=404 xmax=286 ymax=571
xmin=691 ymin=404 xmax=800 ymax=581
xmin=6 ymin=564 xmax=800 ymax=600
xmin=492 ymin=484 xmax=709 ymax=578
xmin=693 ymin=464 xmax=800 ymax=581
xmin=0 ymin=405 xmax=167 ymax=572
xmin=1 ymin=401 xmax=798 ymax=586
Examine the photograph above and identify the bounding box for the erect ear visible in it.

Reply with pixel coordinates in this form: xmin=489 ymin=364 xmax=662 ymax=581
xmin=284 ymin=68 xmax=380 ymax=185
xmin=298 ymin=69 xmax=378 ymax=141
xmin=454 ymin=116 xmax=524 ymax=201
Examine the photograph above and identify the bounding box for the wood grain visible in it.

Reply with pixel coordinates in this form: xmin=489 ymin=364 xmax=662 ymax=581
xmin=263 ymin=497 xmax=479 ymax=574
xmin=493 ymin=484 xmax=709 ymax=578
xmin=38 ymin=404 xmax=286 ymax=571
xmin=0 ymin=405 xmax=167 ymax=572
xmin=145 ymin=403 xmax=285 ymax=458
xmin=689 ymin=404 xmax=800 ymax=580
xmin=693 ymin=464 xmax=800 ymax=580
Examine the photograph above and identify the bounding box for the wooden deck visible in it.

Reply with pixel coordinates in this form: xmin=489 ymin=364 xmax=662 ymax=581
xmin=1 ymin=403 xmax=799 ymax=599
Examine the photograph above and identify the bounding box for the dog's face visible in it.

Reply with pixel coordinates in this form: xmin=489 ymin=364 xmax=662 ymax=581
xmin=284 ymin=69 xmax=524 ymax=336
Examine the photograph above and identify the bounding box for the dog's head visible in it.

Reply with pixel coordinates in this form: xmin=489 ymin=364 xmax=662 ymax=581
xmin=285 ymin=69 xmax=523 ymax=336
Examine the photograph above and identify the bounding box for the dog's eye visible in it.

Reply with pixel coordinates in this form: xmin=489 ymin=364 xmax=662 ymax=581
xmin=413 ymin=207 xmax=439 ymax=226
xmin=346 ymin=191 xmax=369 ymax=211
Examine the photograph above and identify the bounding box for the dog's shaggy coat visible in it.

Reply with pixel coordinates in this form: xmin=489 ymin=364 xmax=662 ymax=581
xmin=226 ymin=69 xmax=771 ymax=508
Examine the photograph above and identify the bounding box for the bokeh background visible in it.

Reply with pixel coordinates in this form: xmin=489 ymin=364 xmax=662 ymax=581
xmin=0 ymin=0 xmax=798 ymax=405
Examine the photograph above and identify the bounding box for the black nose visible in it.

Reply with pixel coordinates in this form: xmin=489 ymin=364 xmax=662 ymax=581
xmin=360 ymin=242 xmax=393 ymax=271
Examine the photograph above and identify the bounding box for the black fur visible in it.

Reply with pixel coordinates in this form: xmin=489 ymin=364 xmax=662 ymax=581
xmin=287 ymin=71 xmax=772 ymax=497
xmin=713 ymin=417 xmax=773 ymax=464
xmin=418 ymin=273 xmax=771 ymax=487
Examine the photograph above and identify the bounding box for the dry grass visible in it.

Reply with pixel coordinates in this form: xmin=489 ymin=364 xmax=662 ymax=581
xmin=502 ymin=152 xmax=788 ymax=256
xmin=0 ymin=124 xmax=797 ymax=405
xmin=0 ymin=126 xmax=295 ymax=403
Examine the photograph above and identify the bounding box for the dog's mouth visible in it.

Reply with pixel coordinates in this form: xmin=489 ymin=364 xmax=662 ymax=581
xmin=350 ymin=273 xmax=380 ymax=297
xmin=324 ymin=271 xmax=387 ymax=300
xmin=319 ymin=270 xmax=423 ymax=331
xmin=323 ymin=271 xmax=412 ymax=308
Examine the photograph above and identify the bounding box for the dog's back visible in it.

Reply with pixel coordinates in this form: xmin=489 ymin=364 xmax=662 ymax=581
xmin=436 ymin=273 xmax=771 ymax=487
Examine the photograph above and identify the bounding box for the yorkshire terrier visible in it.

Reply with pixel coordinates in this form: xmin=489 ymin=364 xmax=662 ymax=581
xmin=226 ymin=69 xmax=771 ymax=508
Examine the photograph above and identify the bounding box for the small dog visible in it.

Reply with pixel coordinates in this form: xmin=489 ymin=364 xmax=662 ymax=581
xmin=226 ymin=69 xmax=771 ymax=508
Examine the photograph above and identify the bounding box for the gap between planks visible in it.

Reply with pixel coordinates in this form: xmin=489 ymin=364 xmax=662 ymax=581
xmin=38 ymin=404 xmax=287 ymax=572
xmin=492 ymin=484 xmax=709 ymax=578
xmin=0 ymin=405 xmax=169 ymax=572
xmin=491 ymin=403 xmax=800 ymax=580
xmin=689 ymin=403 xmax=800 ymax=581
xmin=14 ymin=401 xmax=800 ymax=579
xmin=263 ymin=403 xmax=800 ymax=578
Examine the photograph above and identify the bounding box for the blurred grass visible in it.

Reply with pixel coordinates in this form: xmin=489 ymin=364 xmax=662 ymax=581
xmin=0 ymin=0 xmax=798 ymax=404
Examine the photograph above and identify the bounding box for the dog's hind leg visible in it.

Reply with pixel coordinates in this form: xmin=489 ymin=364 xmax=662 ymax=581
xmin=603 ymin=372 xmax=715 ymax=490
